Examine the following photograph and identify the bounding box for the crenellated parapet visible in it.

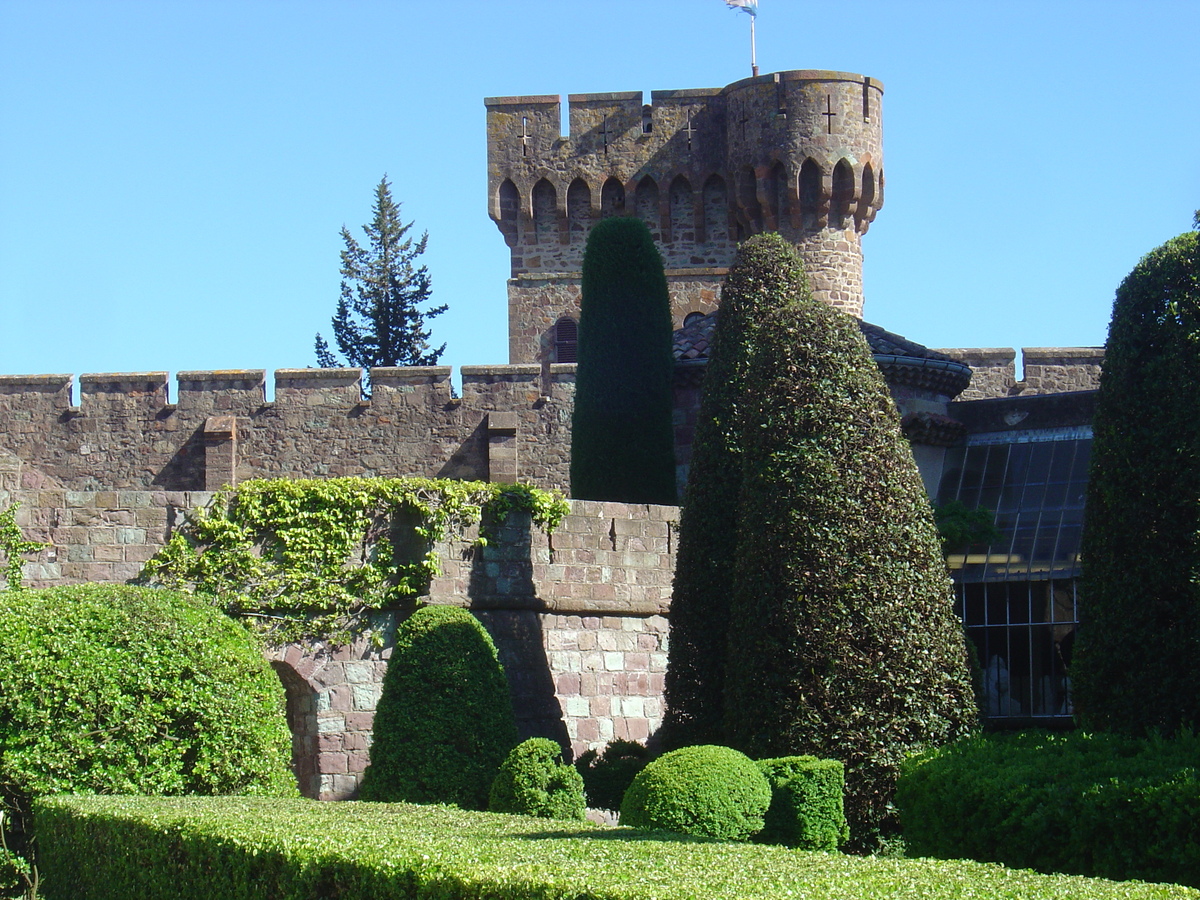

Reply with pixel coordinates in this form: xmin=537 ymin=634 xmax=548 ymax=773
xmin=486 ymin=70 xmax=885 ymax=362
xmin=0 ymin=366 xmax=579 ymax=494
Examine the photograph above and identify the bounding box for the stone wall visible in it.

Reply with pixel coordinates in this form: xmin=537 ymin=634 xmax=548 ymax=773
xmin=0 ymin=366 xmax=577 ymax=494
xmin=508 ymin=273 xmax=723 ymax=367
xmin=2 ymin=477 xmax=677 ymax=801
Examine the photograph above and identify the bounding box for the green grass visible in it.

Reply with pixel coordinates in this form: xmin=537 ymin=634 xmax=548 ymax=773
xmin=35 ymin=795 xmax=1200 ymax=900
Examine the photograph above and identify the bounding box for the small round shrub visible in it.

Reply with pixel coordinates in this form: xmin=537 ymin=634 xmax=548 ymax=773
xmin=489 ymin=738 xmax=585 ymax=820
xmin=359 ymin=605 xmax=518 ymax=809
xmin=0 ymin=584 xmax=296 ymax=860
xmin=619 ymin=745 xmax=770 ymax=841
xmin=575 ymin=738 xmax=650 ymax=811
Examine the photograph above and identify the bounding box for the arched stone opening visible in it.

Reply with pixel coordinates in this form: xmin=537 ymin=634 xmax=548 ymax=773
xmin=831 ymin=159 xmax=855 ymax=230
xmin=567 ymin=178 xmax=592 ymax=237
xmin=857 ymin=164 xmax=876 ymax=231
xmin=635 ymin=176 xmax=660 ymax=240
xmin=737 ymin=166 xmax=762 ymax=235
xmin=532 ymin=179 xmax=558 ymax=244
xmin=799 ymin=159 xmax=824 ymax=231
xmin=554 ymin=317 xmax=578 ymax=363
xmin=498 ymin=179 xmax=520 ymax=246
xmin=271 ymin=660 xmax=320 ymax=799
xmin=600 ymin=177 xmax=625 ymax=217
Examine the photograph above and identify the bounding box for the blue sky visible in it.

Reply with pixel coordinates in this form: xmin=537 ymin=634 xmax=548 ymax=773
xmin=1 ymin=0 xmax=1197 ymax=391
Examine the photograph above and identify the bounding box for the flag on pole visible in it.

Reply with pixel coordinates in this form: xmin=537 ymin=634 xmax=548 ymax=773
xmin=724 ymin=0 xmax=757 ymax=17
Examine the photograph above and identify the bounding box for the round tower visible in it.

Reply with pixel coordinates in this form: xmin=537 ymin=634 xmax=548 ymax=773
xmin=722 ymin=71 xmax=883 ymax=318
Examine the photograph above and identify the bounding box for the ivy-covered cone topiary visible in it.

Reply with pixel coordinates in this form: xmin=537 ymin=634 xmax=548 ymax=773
xmin=359 ymin=605 xmax=518 ymax=809
xmin=662 ymin=234 xmax=810 ymax=749
xmin=620 ymin=745 xmax=770 ymax=841
xmin=1074 ymin=227 xmax=1200 ymax=736
xmin=570 ymin=216 xmax=677 ymax=505
xmin=0 ymin=584 xmax=296 ymax=862
xmin=718 ymin=237 xmax=976 ymax=848
xmin=488 ymin=738 xmax=586 ymax=820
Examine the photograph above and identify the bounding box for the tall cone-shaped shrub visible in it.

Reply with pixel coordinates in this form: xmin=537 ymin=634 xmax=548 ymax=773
xmin=662 ymin=234 xmax=809 ymax=748
xmin=359 ymin=605 xmax=518 ymax=809
xmin=1074 ymin=227 xmax=1200 ymax=736
xmin=719 ymin=238 xmax=977 ymax=847
xmin=570 ymin=217 xmax=676 ymax=504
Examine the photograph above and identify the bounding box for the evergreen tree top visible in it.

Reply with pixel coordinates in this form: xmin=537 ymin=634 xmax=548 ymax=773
xmin=315 ymin=176 xmax=446 ymax=370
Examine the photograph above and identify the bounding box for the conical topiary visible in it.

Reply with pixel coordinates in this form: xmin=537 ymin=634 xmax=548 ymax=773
xmin=570 ymin=216 xmax=677 ymax=505
xmin=1074 ymin=227 xmax=1200 ymax=736
xmin=717 ymin=236 xmax=977 ymax=847
xmin=359 ymin=605 xmax=518 ymax=809
xmin=662 ymin=234 xmax=811 ymax=748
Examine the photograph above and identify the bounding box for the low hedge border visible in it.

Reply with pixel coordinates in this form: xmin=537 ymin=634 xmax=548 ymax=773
xmin=897 ymin=730 xmax=1200 ymax=888
xmin=34 ymin=795 xmax=1200 ymax=899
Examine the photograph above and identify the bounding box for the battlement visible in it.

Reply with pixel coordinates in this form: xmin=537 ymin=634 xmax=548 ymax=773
xmin=487 ymin=70 xmax=886 ymax=363
xmin=0 ymin=365 xmax=581 ymax=494
xmin=937 ymin=348 xmax=1104 ymax=400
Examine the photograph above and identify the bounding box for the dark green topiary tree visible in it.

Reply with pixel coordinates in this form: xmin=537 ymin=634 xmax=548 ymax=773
xmin=359 ymin=605 xmax=518 ymax=809
xmin=0 ymin=584 xmax=296 ymax=878
xmin=619 ymin=745 xmax=771 ymax=841
xmin=488 ymin=737 xmax=586 ymax=820
xmin=662 ymin=234 xmax=810 ymax=748
xmin=569 ymin=216 xmax=676 ymax=505
xmin=1073 ymin=227 xmax=1200 ymax=736
xmin=717 ymin=237 xmax=976 ymax=847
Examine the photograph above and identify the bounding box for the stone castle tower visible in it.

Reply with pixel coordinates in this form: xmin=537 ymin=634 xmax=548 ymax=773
xmin=486 ymin=69 xmax=884 ymax=364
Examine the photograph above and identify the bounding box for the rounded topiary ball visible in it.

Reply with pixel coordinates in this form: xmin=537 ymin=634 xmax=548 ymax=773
xmin=619 ymin=745 xmax=771 ymax=841
xmin=359 ymin=605 xmax=518 ymax=809
xmin=489 ymin=737 xmax=585 ymax=820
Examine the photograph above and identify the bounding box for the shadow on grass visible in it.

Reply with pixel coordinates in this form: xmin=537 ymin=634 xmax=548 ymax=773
xmin=515 ymin=827 xmax=713 ymax=844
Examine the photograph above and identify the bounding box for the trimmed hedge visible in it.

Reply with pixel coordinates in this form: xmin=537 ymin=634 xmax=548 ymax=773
xmin=620 ymin=745 xmax=770 ymax=841
xmin=358 ymin=605 xmax=518 ymax=809
xmin=488 ymin=738 xmax=585 ymax=820
xmin=1074 ymin=228 xmax=1200 ymax=736
xmin=662 ymin=234 xmax=809 ymax=749
xmin=570 ymin=216 xmax=677 ymax=505
xmin=34 ymin=795 xmax=1200 ymax=900
xmin=896 ymin=730 xmax=1200 ymax=888
xmin=0 ymin=584 xmax=295 ymax=869
xmin=756 ymin=756 xmax=848 ymax=851
xmin=575 ymin=738 xmax=650 ymax=811
xmin=719 ymin=236 xmax=976 ymax=848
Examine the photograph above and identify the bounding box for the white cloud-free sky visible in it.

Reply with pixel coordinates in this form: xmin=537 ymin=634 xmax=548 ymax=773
xmin=1 ymin=0 xmax=1197 ymax=390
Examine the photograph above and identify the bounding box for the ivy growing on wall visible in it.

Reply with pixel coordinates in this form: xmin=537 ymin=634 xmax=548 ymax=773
xmin=0 ymin=502 xmax=46 ymax=591
xmin=137 ymin=477 xmax=569 ymax=642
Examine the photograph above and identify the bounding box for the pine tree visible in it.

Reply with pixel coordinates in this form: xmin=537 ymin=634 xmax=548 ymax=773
xmin=1073 ymin=226 xmax=1200 ymax=736
xmin=315 ymin=176 xmax=446 ymax=369
xmin=661 ymin=234 xmax=809 ymax=748
xmin=569 ymin=217 xmax=676 ymax=504
xmin=699 ymin=236 xmax=975 ymax=847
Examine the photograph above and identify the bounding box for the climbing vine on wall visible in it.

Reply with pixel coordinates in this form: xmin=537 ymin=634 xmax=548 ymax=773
xmin=136 ymin=477 xmax=569 ymax=643
xmin=0 ymin=502 xmax=47 ymax=591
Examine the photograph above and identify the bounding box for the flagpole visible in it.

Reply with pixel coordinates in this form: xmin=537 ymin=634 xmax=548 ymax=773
xmin=750 ymin=14 xmax=758 ymax=76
